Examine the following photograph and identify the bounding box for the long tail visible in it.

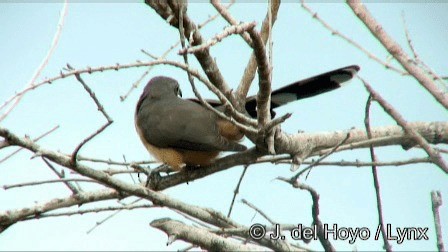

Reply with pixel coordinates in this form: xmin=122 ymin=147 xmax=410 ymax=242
xmin=244 ymin=65 xmax=360 ymax=118
xmin=187 ymin=65 xmax=360 ymax=118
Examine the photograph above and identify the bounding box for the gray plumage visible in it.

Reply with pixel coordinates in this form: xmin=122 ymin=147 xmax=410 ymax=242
xmin=135 ymin=76 xmax=246 ymax=152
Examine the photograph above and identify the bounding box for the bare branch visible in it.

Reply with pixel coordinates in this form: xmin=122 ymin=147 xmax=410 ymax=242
xmin=257 ymin=156 xmax=433 ymax=167
xmin=276 ymin=121 xmax=448 ymax=161
xmin=241 ymin=199 xmax=275 ymax=225
xmin=0 ymin=125 xmax=59 ymax=163
xmin=359 ymin=76 xmax=448 ymax=173
xmin=42 ymin=157 xmax=81 ymax=194
xmin=173 ymin=1 xmax=256 ymax=138
xmin=23 ymin=203 xmax=153 ymax=221
xmin=211 ymin=0 xmax=253 ymax=46
xmin=149 ymin=148 xmax=260 ymax=191
xmin=71 ymin=70 xmax=114 ymax=164
xmin=227 ymin=166 xmax=248 ymax=218
xmin=179 ymin=22 xmax=256 ymax=55
xmin=247 ymin=27 xmax=274 ymax=153
xmin=0 ymin=189 xmax=120 ymax=233
xmin=301 ymin=1 xmax=406 ymax=75
xmin=0 ymin=126 xmax=242 ymax=230
xmin=248 ymin=27 xmax=271 ymax=124
xmin=292 ymin=131 xmax=350 ymax=177
xmin=149 ymin=121 xmax=448 ymax=191
xmin=77 ymin=155 xmax=155 ymax=166
xmin=3 ymin=178 xmax=100 ymax=190
xmin=120 ymin=0 xmax=235 ymax=102
xmin=401 ymin=13 xmax=448 ymax=89
xmin=236 ymin=0 xmax=280 ymax=102
xmin=278 ymin=178 xmax=335 ymax=252
xmin=347 ymin=0 xmax=448 ymax=109
xmin=147 ymin=1 xmax=232 ymax=95
xmin=187 ymin=66 xmax=257 ymax=135
xmin=431 ymin=191 xmax=445 ymax=252
xmin=365 ymin=95 xmax=392 ymax=252
xmin=151 ymin=218 xmax=264 ymax=251
xmin=0 ymin=0 xmax=68 ymax=123
xmin=86 ymin=198 xmax=143 ymax=234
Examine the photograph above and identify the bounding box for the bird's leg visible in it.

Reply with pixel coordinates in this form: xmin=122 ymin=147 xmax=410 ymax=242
xmin=145 ymin=164 xmax=173 ymax=189
xmin=152 ymin=164 xmax=173 ymax=174
xmin=184 ymin=164 xmax=201 ymax=171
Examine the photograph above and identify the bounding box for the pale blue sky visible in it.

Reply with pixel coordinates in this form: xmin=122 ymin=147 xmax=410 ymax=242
xmin=0 ymin=2 xmax=447 ymax=251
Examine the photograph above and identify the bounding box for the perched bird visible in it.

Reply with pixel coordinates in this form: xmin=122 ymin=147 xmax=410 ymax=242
xmin=135 ymin=65 xmax=360 ymax=170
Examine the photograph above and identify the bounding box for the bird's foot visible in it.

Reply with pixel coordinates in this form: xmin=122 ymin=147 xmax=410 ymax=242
xmin=184 ymin=164 xmax=201 ymax=171
xmin=145 ymin=164 xmax=173 ymax=189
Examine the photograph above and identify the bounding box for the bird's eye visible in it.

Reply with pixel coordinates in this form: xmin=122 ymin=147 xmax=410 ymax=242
xmin=176 ymin=87 xmax=182 ymax=98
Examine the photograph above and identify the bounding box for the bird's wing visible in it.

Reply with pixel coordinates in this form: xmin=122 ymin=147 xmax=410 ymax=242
xmin=137 ymin=98 xmax=246 ymax=152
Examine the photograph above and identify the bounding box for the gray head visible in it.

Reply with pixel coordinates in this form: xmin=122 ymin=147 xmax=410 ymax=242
xmin=136 ymin=76 xmax=183 ymax=114
xmin=142 ymin=76 xmax=182 ymax=99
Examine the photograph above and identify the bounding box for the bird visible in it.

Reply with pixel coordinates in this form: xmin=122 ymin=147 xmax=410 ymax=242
xmin=135 ymin=65 xmax=360 ymax=171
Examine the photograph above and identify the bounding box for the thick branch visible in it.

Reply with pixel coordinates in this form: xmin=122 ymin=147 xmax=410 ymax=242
xmin=275 ymin=122 xmax=448 ymax=158
xmin=151 ymin=218 xmax=264 ymax=251
xmin=0 ymin=188 xmax=120 ymax=233
xmin=0 ymin=126 xmax=240 ymax=230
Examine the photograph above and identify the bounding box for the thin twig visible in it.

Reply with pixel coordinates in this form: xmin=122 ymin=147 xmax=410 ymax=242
xmin=401 ymin=12 xmax=448 ymax=90
xmin=302 ymin=132 xmax=350 ymax=179
xmin=71 ymin=69 xmax=113 ymax=164
xmin=179 ymin=22 xmax=256 ymax=55
xmin=301 ymin=1 xmax=406 ymax=75
xmin=227 ymin=165 xmax=248 ymax=218
xmin=172 ymin=209 xmax=214 ymax=230
xmin=76 ymin=155 xmax=155 ymax=166
xmin=3 ymin=178 xmax=100 ymax=190
xmin=365 ymin=95 xmax=392 ymax=252
xmin=86 ymin=198 xmax=143 ymax=234
xmin=431 ymin=191 xmax=445 ymax=252
xmin=359 ymin=76 xmax=448 ymax=173
xmin=0 ymin=125 xmax=59 ymax=163
xmin=289 ymin=131 xmax=350 ymax=175
xmin=211 ymin=0 xmax=252 ymax=46
xmin=102 ymin=169 xmax=139 ymax=175
xmin=0 ymin=0 xmax=68 ymax=122
xmin=277 ymin=178 xmax=335 ymax=252
xmin=22 ymin=204 xmax=154 ymax=221
xmin=122 ymin=155 xmax=136 ymax=184
xmin=241 ymin=198 xmax=275 ymax=225
xmin=0 ymin=188 xmax=121 ymax=232
xmin=42 ymin=157 xmax=81 ymax=194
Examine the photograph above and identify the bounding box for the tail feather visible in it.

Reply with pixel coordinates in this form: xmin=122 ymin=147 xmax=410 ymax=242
xmin=187 ymin=65 xmax=360 ymax=119
xmin=245 ymin=65 xmax=360 ymax=118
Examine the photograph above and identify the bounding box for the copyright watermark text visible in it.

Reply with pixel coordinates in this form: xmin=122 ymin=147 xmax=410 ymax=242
xmin=249 ymin=223 xmax=428 ymax=244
